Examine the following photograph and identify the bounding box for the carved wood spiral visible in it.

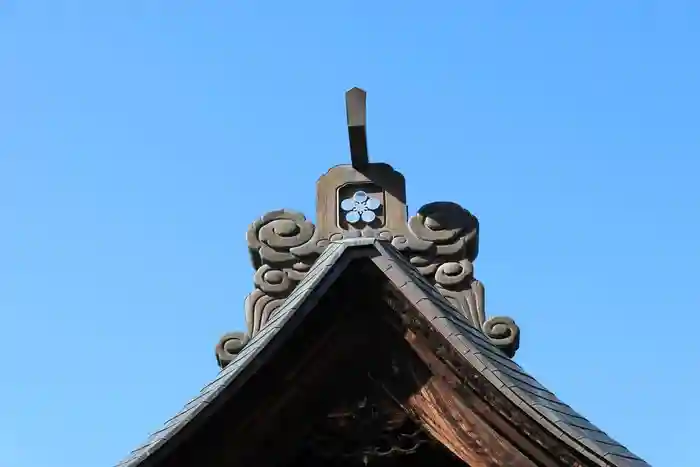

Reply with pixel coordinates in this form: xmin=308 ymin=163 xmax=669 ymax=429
xmin=216 ymin=202 xmax=520 ymax=368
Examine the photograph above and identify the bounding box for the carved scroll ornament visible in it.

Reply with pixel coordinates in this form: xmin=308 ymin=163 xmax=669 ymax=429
xmin=215 ymin=203 xmax=520 ymax=369
xmin=393 ymin=202 xmax=519 ymax=358
xmin=216 ymin=210 xmax=322 ymax=368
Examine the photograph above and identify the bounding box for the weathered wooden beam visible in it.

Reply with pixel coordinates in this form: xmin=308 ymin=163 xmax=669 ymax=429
xmin=409 ymin=375 xmax=534 ymax=466
xmin=367 ymin=322 xmax=538 ymax=467
xmin=402 ymin=328 xmax=562 ymax=467
xmin=346 ymin=87 xmax=369 ymax=170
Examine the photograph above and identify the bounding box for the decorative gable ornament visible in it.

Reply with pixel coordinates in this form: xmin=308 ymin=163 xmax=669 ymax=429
xmin=216 ymin=88 xmax=520 ymax=369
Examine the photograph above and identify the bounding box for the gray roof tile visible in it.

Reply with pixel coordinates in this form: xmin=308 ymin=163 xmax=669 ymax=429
xmin=371 ymin=241 xmax=649 ymax=467
xmin=118 ymin=238 xmax=649 ymax=467
xmin=116 ymin=239 xmax=359 ymax=467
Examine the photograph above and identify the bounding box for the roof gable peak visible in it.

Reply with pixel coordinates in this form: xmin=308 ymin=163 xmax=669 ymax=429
xmin=216 ymin=88 xmax=520 ymax=369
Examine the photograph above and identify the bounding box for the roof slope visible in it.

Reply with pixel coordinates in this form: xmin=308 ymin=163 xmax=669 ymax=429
xmin=116 ymin=238 xmax=649 ymax=467
xmin=370 ymin=241 xmax=650 ymax=467
xmin=116 ymin=239 xmax=368 ymax=467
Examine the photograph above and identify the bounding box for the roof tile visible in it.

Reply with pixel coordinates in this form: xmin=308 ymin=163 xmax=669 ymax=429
xmin=118 ymin=240 xmax=649 ymax=467
xmin=377 ymin=243 xmax=650 ymax=467
xmin=115 ymin=239 xmax=357 ymax=467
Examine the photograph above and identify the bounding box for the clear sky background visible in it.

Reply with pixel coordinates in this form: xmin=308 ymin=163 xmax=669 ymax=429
xmin=1 ymin=2 xmax=698 ymax=466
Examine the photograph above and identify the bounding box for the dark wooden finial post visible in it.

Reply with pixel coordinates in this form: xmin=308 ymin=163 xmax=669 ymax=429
xmin=346 ymin=87 xmax=369 ymax=170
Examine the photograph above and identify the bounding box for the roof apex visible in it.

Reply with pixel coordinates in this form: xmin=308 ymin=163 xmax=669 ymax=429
xmin=219 ymin=194 xmax=509 ymax=369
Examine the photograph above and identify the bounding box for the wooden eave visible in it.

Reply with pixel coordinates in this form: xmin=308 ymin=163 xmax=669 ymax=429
xmin=117 ymin=238 xmax=649 ymax=467
xmin=372 ymin=243 xmax=648 ymax=467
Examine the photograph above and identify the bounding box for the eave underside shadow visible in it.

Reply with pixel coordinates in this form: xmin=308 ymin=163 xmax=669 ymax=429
xmin=163 ymin=260 xmax=544 ymax=467
xmin=286 ymin=267 xmax=467 ymax=467
xmin=281 ymin=260 xmax=472 ymax=467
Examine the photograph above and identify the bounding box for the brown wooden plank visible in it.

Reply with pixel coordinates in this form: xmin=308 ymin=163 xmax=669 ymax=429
xmin=404 ymin=328 xmax=561 ymax=467
xmin=367 ymin=321 xmax=538 ymax=467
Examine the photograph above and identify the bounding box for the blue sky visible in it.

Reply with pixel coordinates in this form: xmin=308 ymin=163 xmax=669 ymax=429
xmin=1 ymin=2 xmax=698 ymax=466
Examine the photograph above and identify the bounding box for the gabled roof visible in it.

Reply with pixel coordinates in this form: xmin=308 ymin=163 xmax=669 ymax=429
xmin=117 ymin=238 xmax=649 ymax=467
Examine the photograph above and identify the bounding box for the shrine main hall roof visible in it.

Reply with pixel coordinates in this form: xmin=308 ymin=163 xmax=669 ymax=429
xmin=118 ymin=238 xmax=648 ymax=467
xmin=117 ymin=88 xmax=649 ymax=467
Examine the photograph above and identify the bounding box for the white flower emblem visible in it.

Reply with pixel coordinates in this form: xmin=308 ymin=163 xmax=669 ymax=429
xmin=340 ymin=191 xmax=381 ymax=224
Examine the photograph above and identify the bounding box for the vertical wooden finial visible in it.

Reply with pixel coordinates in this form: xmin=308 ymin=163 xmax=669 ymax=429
xmin=346 ymin=87 xmax=369 ymax=170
